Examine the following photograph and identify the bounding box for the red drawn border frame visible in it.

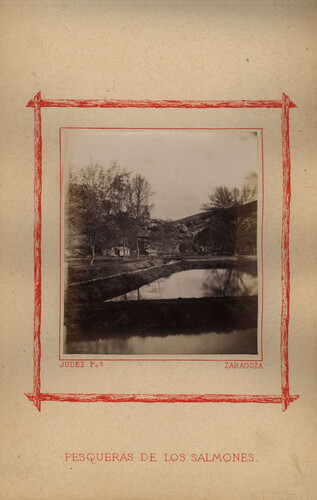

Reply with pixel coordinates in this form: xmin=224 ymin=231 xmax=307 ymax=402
xmin=25 ymin=92 xmax=298 ymax=412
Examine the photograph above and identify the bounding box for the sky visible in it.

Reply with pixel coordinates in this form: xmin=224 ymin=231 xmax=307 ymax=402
xmin=64 ymin=129 xmax=259 ymax=221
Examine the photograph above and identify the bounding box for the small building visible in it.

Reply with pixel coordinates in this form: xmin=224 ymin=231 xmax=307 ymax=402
xmin=102 ymin=247 xmax=116 ymax=257
xmin=145 ymin=248 xmax=158 ymax=257
xmin=115 ymin=246 xmax=130 ymax=257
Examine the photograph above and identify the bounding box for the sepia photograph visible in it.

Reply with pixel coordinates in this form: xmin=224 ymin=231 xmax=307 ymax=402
xmin=62 ymin=129 xmax=260 ymax=356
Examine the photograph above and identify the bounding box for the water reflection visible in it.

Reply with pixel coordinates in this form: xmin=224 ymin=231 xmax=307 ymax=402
xmin=108 ymin=269 xmax=257 ymax=302
xmin=66 ymin=328 xmax=257 ymax=355
xmin=202 ymin=268 xmax=257 ymax=297
xmin=65 ymin=267 xmax=258 ymax=355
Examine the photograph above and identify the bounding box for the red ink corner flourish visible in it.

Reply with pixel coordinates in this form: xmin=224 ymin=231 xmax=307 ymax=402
xmin=26 ymin=93 xmax=298 ymax=411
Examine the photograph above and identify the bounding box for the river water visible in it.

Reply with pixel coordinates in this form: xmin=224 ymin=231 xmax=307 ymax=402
xmin=107 ymin=268 xmax=258 ymax=302
xmin=66 ymin=328 xmax=257 ymax=355
xmin=66 ymin=267 xmax=258 ymax=355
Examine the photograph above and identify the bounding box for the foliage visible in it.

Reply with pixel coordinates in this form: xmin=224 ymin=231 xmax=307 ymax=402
xmin=66 ymin=163 xmax=154 ymax=264
xmin=201 ymin=184 xmax=257 ymax=255
xmin=128 ymin=174 xmax=154 ymax=258
xmin=202 ymin=185 xmax=256 ymax=211
xmin=148 ymin=220 xmax=179 ymax=254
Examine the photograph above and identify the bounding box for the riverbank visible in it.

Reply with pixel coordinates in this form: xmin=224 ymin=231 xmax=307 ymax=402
xmin=65 ymin=296 xmax=258 ymax=345
xmin=66 ymin=256 xmax=165 ymax=285
xmin=65 ymin=256 xmax=257 ymax=305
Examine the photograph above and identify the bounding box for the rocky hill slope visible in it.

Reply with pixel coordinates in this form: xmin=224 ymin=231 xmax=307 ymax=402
xmin=142 ymin=200 xmax=257 ymax=255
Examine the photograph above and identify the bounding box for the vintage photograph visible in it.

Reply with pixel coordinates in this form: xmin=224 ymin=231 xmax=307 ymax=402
xmin=62 ymin=129 xmax=260 ymax=355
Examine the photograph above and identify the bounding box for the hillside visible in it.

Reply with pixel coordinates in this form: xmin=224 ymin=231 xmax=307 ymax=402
xmin=192 ymin=201 xmax=257 ymax=255
xmin=141 ymin=200 xmax=257 ymax=256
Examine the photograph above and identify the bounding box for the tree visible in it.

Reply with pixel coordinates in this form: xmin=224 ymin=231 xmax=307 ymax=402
xmin=202 ymin=184 xmax=256 ymax=212
xmin=108 ymin=166 xmax=134 ymax=256
xmin=66 ymin=164 xmax=155 ymax=263
xmin=66 ymin=163 xmax=118 ymax=265
xmin=128 ymin=175 xmax=154 ymax=258
xmin=202 ymin=184 xmax=256 ymax=255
